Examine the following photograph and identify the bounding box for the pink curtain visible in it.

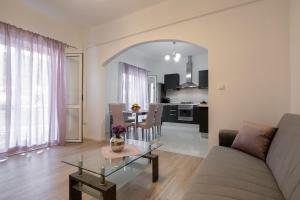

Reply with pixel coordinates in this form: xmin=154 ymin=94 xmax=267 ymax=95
xmin=0 ymin=22 xmax=66 ymax=156
xmin=118 ymin=62 xmax=149 ymax=110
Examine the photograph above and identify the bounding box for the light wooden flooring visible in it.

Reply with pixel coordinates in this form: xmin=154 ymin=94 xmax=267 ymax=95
xmin=0 ymin=140 xmax=202 ymax=200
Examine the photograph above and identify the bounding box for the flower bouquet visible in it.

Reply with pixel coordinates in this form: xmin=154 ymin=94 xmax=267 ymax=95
xmin=131 ymin=103 xmax=141 ymax=112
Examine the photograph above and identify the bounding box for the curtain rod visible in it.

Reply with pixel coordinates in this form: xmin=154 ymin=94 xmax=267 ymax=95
xmin=0 ymin=21 xmax=77 ymax=49
xmin=119 ymin=62 xmax=150 ymax=72
xmin=119 ymin=62 xmax=151 ymax=72
xmin=86 ymin=0 xmax=263 ymax=50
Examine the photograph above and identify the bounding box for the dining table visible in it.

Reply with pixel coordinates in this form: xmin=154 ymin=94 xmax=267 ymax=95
xmin=123 ymin=110 xmax=148 ymax=139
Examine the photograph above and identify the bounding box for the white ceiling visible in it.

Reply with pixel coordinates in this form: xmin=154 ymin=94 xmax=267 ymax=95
xmin=18 ymin=0 xmax=166 ymax=28
xmin=123 ymin=41 xmax=208 ymax=62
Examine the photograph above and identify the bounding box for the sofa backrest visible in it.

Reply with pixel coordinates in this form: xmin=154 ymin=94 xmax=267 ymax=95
xmin=266 ymin=113 xmax=300 ymax=200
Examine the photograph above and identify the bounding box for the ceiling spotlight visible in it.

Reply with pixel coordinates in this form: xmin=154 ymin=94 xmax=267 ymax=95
xmin=164 ymin=55 xmax=171 ymax=61
xmin=164 ymin=41 xmax=181 ymax=62
xmin=175 ymin=53 xmax=181 ymax=59
xmin=174 ymin=56 xmax=180 ymax=62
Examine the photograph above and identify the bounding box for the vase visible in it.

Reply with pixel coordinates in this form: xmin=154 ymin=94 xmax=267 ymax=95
xmin=110 ymin=135 xmax=125 ymax=153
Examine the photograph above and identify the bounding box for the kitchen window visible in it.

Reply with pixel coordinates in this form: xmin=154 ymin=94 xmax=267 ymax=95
xmin=118 ymin=62 xmax=149 ymax=110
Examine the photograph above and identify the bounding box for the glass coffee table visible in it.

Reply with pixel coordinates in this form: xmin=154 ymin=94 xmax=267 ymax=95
xmin=62 ymin=139 xmax=162 ymax=200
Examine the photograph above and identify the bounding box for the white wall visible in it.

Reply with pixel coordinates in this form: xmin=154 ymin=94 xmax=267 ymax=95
xmin=0 ymin=0 xmax=83 ymax=49
xmin=290 ymin=0 xmax=300 ymax=114
xmin=84 ymin=0 xmax=257 ymax=47
xmin=83 ymin=0 xmax=290 ymax=148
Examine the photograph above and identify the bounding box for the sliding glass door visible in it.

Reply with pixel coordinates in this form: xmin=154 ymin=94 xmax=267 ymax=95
xmin=0 ymin=21 xmax=67 ymax=154
xmin=65 ymin=54 xmax=83 ymax=142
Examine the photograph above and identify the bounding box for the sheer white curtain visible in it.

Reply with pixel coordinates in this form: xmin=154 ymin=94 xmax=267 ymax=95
xmin=118 ymin=62 xmax=149 ymax=110
xmin=0 ymin=22 xmax=66 ymax=155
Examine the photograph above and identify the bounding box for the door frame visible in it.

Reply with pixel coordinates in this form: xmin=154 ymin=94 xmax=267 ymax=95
xmin=148 ymin=75 xmax=158 ymax=103
xmin=65 ymin=53 xmax=83 ymax=143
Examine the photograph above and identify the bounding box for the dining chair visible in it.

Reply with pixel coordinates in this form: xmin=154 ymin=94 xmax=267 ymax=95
xmin=137 ymin=104 xmax=157 ymax=141
xmin=154 ymin=104 xmax=164 ymax=137
xmin=109 ymin=104 xmax=134 ymax=138
xmin=120 ymin=103 xmax=135 ymax=123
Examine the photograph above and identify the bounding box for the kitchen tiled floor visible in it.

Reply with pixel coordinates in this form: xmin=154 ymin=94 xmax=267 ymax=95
xmin=159 ymin=122 xmax=208 ymax=158
xmin=125 ymin=122 xmax=208 ymax=158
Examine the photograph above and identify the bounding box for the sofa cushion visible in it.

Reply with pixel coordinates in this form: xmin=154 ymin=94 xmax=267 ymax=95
xmin=231 ymin=122 xmax=276 ymax=160
xmin=182 ymin=146 xmax=284 ymax=200
xmin=267 ymin=113 xmax=300 ymax=200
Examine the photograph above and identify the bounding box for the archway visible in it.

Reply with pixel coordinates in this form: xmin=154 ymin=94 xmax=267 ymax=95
xmin=102 ymin=39 xmax=208 ymax=66
xmin=83 ymin=2 xmax=289 ymax=153
xmin=103 ymin=40 xmax=209 ymax=157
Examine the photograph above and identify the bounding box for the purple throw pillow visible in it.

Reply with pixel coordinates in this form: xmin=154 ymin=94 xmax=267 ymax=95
xmin=231 ymin=122 xmax=276 ymax=160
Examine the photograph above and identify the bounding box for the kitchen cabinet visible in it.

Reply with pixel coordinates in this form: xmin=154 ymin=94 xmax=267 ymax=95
xmin=164 ymin=73 xmax=179 ymax=90
xmin=198 ymin=70 xmax=208 ymax=89
xmin=162 ymin=105 xmax=201 ymax=124
xmin=162 ymin=104 xmax=208 ymax=134
xmin=193 ymin=106 xmax=199 ymax=124
xmin=162 ymin=105 xmax=178 ymax=122
xmin=199 ymin=107 xmax=208 ymax=133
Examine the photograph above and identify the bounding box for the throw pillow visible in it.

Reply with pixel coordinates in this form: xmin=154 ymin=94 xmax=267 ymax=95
xmin=231 ymin=122 xmax=276 ymax=160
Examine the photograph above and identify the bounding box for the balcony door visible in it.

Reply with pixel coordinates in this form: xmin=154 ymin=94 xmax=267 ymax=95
xmin=65 ymin=53 xmax=83 ymax=142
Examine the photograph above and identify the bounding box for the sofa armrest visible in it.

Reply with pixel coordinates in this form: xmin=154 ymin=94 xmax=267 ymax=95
xmin=219 ymin=129 xmax=238 ymax=147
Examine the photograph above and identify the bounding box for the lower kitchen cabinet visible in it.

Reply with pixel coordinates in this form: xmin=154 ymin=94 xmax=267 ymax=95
xmin=162 ymin=105 xmax=178 ymax=123
xmin=193 ymin=106 xmax=199 ymax=124
xmin=162 ymin=105 xmax=203 ymax=125
xmin=161 ymin=104 xmax=208 ymax=133
xmin=199 ymin=107 xmax=208 ymax=133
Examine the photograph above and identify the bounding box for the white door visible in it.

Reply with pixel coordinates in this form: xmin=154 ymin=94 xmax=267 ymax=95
xmin=65 ymin=53 xmax=83 ymax=142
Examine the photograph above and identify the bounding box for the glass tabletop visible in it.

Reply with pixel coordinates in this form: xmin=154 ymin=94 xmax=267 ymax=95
xmin=122 ymin=110 xmax=148 ymax=114
xmin=62 ymin=139 xmax=162 ymax=177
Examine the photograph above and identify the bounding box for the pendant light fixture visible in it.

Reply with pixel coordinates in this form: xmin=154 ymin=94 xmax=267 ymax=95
xmin=164 ymin=41 xmax=181 ymax=62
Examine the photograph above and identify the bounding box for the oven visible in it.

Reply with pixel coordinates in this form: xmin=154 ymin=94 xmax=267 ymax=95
xmin=178 ymin=104 xmax=193 ymax=121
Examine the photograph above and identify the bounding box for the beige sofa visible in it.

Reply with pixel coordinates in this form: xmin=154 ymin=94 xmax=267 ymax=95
xmin=182 ymin=113 xmax=300 ymax=200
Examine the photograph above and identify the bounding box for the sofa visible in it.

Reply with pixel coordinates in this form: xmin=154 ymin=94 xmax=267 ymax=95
xmin=182 ymin=113 xmax=300 ymax=200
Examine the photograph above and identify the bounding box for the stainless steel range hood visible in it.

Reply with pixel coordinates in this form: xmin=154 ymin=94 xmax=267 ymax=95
xmin=178 ymin=56 xmax=198 ymax=89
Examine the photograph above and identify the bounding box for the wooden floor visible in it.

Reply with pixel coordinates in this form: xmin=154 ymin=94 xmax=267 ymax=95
xmin=0 ymin=140 xmax=202 ymax=200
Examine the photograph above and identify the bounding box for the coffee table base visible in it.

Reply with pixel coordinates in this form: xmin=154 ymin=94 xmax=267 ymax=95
xmin=142 ymin=153 xmax=159 ymax=182
xmin=69 ymin=153 xmax=159 ymax=200
xmin=70 ymin=171 xmax=116 ymax=200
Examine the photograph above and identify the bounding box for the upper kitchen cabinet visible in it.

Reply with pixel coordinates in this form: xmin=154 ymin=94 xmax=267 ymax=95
xmin=164 ymin=73 xmax=179 ymax=90
xmin=198 ymin=70 xmax=208 ymax=89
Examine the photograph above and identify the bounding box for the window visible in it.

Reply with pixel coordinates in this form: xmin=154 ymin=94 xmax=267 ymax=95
xmin=118 ymin=62 xmax=149 ymax=110
xmin=0 ymin=22 xmax=66 ymax=155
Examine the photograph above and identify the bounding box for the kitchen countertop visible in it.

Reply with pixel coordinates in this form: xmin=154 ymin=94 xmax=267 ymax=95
xmin=197 ymin=104 xmax=209 ymax=107
xmin=161 ymin=103 xmax=197 ymax=105
xmin=161 ymin=103 xmax=208 ymax=107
